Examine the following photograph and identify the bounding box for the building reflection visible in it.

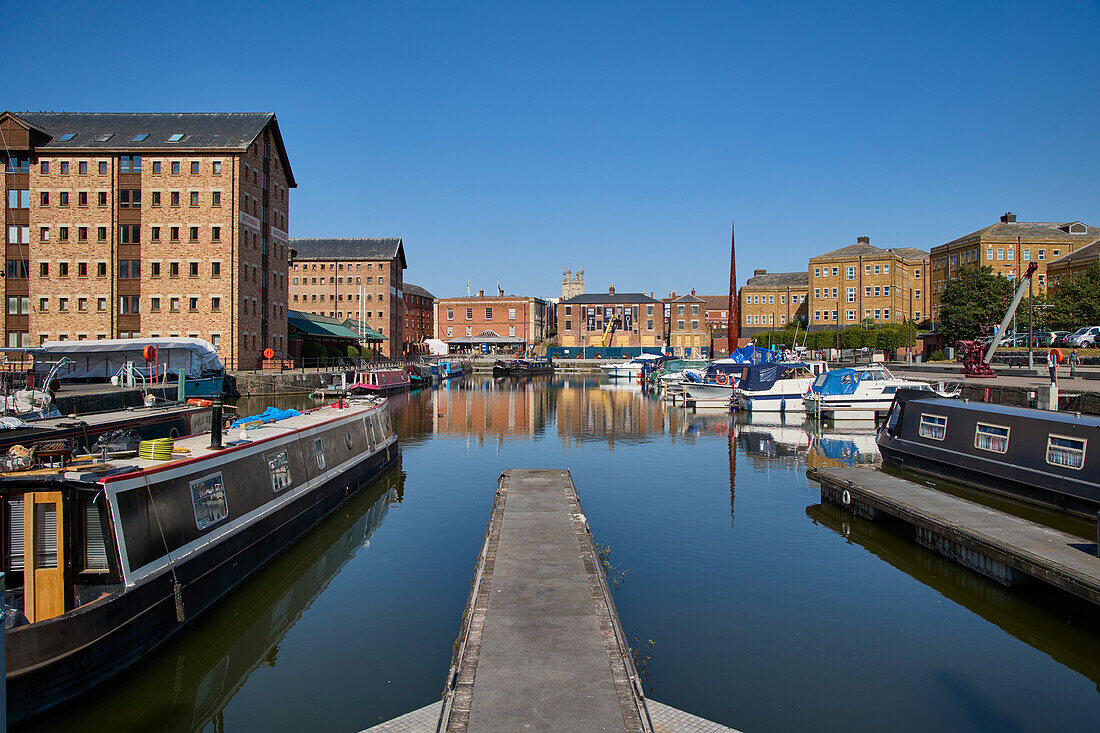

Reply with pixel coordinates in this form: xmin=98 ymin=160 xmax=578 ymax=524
xmin=26 ymin=464 xmax=404 ymax=733
xmin=430 ymin=376 xmax=551 ymax=443
xmin=555 ymin=381 xmax=671 ymax=449
xmin=807 ymin=500 xmax=1100 ymax=692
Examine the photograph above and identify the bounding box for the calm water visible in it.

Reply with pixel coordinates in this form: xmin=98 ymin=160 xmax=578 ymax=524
xmin=24 ymin=376 xmax=1100 ymax=732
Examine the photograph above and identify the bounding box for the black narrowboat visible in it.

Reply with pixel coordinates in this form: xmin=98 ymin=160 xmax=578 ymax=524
xmin=878 ymin=393 xmax=1100 ymax=517
xmin=2 ymin=398 xmax=399 ymax=722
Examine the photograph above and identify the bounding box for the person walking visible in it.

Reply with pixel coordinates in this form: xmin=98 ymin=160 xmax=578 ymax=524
xmin=1069 ymin=348 xmax=1081 ymax=379
xmin=1047 ymin=349 xmax=1058 ymax=385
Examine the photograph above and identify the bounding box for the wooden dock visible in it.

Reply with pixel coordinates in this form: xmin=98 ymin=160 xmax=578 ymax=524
xmin=808 ymin=466 xmax=1100 ymax=604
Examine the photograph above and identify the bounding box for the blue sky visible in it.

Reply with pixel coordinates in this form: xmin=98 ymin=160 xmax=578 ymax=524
xmin=5 ymin=1 xmax=1099 ymax=301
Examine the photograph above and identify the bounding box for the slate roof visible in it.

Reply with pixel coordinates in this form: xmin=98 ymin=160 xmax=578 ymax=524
xmin=701 ymin=295 xmax=733 ymax=311
xmin=1048 ymin=240 xmax=1100 ymax=267
xmin=447 ymin=329 xmax=525 ymax=344
xmin=5 ymin=111 xmax=296 ymax=186
xmin=742 ymin=271 xmax=809 ymax=289
xmin=560 ymin=292 xmax=661 ymax=305
xmin=811 ymin=243 xmax=928 ymax=263
xmin=672 ymin=293 xmax=706 ymax=303
xmin=403 ymin=283 xmax=436 ymax=300
xmin=945 ymin=219 xmax=1100 ymax=245
xmin=290 ymin=238 xmax=407 ymax=269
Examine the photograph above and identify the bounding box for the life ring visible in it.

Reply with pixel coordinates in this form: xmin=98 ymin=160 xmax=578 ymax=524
xmin=841 ymin=489 xmax=852 ymax=506
xmin=716 ymin=373 xmax=728 ymax=386
xmin=187 ymin=398 xmax=213 ymax=407
xmin=1049 ymin=348 xmax=1064 ymax=364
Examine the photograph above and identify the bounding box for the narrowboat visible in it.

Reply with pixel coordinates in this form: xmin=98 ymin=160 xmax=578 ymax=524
xmin=492 ymin=360 xmax=513 ymax=378
xmin=406 ymin=364 xmax=431 ymax=388
xmin=877 ymin=394 xmax=1100 ymax=518
xmin=732 ymin=361 xmax=827 ymax=413
xmin=507 ymin=358 xmax=554 ymax=377
xmin=350 ymin=368 xmax=411 ymax=394
xmin=440 ymin=361 xmax=465 ymax=379
xmin=2 ymin=398 xmax=399 ymax=722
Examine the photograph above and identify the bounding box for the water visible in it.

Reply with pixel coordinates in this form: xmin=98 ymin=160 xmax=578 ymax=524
xmin=24 ymin=376 xmax=1100 ymax=732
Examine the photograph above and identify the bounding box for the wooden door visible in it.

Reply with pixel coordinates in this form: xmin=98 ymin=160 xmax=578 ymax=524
xmin=24 ymin=491 xmax=66 ymax=623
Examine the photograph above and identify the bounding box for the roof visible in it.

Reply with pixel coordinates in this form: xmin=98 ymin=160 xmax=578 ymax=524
xmin=560 ymin=292 xmax=661 ymax=305
xmin=1045 ymin=240 xmax=1100 ymax=268
xmin=701 ymin=295 xmax=733 ymax=311
xmin=341 ymin=318 xmax=386 ymax=341
xmin=742 ymin=271 xmax=809 ymax=289
xmin=289 ymin=238 xmax=407 ymax=269
xmin=403 ymin=282 xmax=436 ymax=300
xmin=811 ymin=242 xmax=928 ymax=263
xmin=905 ymin=395 xmax=1100 ymax=429
xmin=672 ymin=293 xmax=705 ymax=303
xmin=942 ymin=219 xmax=1100 ymax=247
xmin=4 ymin=111 xmax=296 ymax=187
xmin=446 ymin=329 xmax=525 ymax=345
xmin=287 ymin=310 xmax=367 ymax=341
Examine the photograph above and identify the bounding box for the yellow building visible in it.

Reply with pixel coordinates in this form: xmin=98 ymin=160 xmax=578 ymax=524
xmin=929 ymin=213 xmax=1099 ymax=320
xmin=739 ymin=270 xmax=808 ymax=334
xmin=668 ymin=292 xmax=708 ymax=357
xmin=807 ymin=236 xmax=928 ymax=329
xmin=1047 ymin=241 xmax=1100 ymax=290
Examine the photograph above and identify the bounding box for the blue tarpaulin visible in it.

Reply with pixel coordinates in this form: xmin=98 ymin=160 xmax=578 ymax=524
xmin=231 ymin=406 xmax=302 ymax=428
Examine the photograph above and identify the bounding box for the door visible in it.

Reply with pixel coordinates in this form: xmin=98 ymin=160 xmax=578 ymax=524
xmin=24 ymin=491 xmax=66 ymax=623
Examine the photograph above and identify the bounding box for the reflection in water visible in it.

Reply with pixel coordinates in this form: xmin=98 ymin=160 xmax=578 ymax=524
xmin=25 ymin=464 xmax=403 ymax=733
xmin=807 ymin=500 xmax=1100 ymax=693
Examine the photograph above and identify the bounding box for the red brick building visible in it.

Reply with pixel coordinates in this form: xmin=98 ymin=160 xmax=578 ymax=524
xmin=557 ymin=286 xmax=664 ymax=349
xmin=288 ymin=238 xmax=406 ymax=357
xmin=0 ymin=111 xmax=295 ymax=369
xmin=435 ymin=289 xmax=548 ymax=350
xmin=402 ymin=283 xmax=435 ymax=354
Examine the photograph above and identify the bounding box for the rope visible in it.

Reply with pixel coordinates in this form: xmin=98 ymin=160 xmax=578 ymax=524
xmin=138 ymin=437 xmax=175 ymax=460
xmin=142 ymin=471 xmax=185 ymax=623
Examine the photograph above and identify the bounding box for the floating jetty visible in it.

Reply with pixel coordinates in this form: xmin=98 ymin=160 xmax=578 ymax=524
xmin=808 ymin=466 xmax=1100 ymax=604
xmin=364 ymin=469 xmax=736 ymax=732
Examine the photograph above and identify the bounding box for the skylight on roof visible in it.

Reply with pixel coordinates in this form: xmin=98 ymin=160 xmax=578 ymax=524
xmin=96 ymin=133 xmax=114 ymax=142
xmin=130 ymin=133 xmax=149 ymax=142
xmin=166 ymin=133 xmax=185 ymax=142
xmin=57 ymin=133 xmax=76 ymax=142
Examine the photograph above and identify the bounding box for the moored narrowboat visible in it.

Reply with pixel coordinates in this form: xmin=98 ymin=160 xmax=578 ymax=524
xmin=2 ymin=398 xmax=399 ymax=722
xmin=878 ymin=393 xmax=1100 ymax=517
xmin=350 ymin=368 xmax=411 ymax=394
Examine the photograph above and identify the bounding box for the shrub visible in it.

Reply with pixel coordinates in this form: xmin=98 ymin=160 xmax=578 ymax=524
xmin=347 ymin=345 xmax=360 ymax=358
xmin=929 ymin=349 xmax=946 ymax=362
xmin=303 ymin=341 xmax=327 ymax=364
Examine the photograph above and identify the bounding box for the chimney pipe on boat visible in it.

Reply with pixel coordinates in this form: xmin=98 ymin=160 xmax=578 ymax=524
xmin=210 ymin=395 xmax=224 ymax=450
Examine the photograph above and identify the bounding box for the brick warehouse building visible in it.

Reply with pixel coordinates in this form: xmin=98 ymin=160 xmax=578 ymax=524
xmin=435 ymin=288 xmax=548 ymax=349
xmin=0 ymin=111 xmax=294 ymax=368
xmin=557 ymin=286 xmax=663 ymax=349
xmin=403 ymin=283 xmax=435 ymax=354
xmin=739 ymin=270 xmax=809 ymax=335
xmin=807 ymin=237 xmax=928 ymax=330
xmin=288 ymin=238 xmax=407 ymax=357
xmin=928 ymin=213 xmax=1099 ymax=321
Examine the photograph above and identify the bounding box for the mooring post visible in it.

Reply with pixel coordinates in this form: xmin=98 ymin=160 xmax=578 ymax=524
xmin=210 ymin=394 xmax=224 ymax=450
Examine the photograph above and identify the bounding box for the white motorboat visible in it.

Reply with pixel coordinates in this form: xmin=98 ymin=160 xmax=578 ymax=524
xmin=733 ymin=361 xmax=827 ymax=413
xmin=599 ymin=353 xmax=665 ymax=378
xmin=802 ymin=365 xmax=937 ymax=420
xmin=682 ymin=379 xmax=736 ymax=408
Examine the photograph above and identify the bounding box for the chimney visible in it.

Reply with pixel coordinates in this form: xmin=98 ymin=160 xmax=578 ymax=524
xmin=478 ymin=288 xmax=484 ymax=297
xmin=691 ymin=288 xmax=696 ymax=296
xmin=857 ymin=235 xmax=870 ymax=245
xmin=754 ymin=269 xmax=766 ymax=276
xmin=498 ymin=284 xmax=504 ymax=296
xmin=670 ymin=291 xmax=676 ymax=299
xmin=609 ymin=284 xmax=615 ymax=295
xmin=1000 ymin=212 xmax=1016 ymax=223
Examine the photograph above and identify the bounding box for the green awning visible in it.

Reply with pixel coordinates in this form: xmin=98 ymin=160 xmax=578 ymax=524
xmin=341 ymin=318 xmax=385 ymax=342
xmin=288 ymin=310 xmax=365 ymax=340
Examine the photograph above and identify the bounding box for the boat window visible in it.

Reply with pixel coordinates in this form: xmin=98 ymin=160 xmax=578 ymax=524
xmin=36 ymin=502 xmax=59 ymax=569
xmin=372 ymin=414 xmax=386 ymax=441
xmin=84 ymin=500 xmax=109 ymax=571
xmin=918 ymin=414 xmax=948 ymax=441
xmin=6 ymin=498 xmax=24 ymax=571
xmin=380 ymin=410 xmax=392 ymax=437
xmin=1046 ymin=434 xmax=1086 ymax=470
xmin=268 ymin=450 xmax=293 ymax=493
xmin=314 ymin=438 xmax=326 ymax=470
xmin=882 ymin=386 xmax=897 ymax=394
xmin=364 ymin=415 xmax=377 ymax=446
xmin=974 ymin=423 xmax=1010 ymax=454
xmin=190 ymin=473 xmax=229 ymax=530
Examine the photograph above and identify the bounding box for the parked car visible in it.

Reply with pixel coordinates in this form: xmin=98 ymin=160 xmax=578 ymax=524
xmin=1046 ymin=331 xmax=1070 ymax=347
xmin=1024 ymin=331 xmax=1052 ymax=347
xmin=1071 ymin=326 xmax=1100 ymax=347
xmin=1052 ymin=331 xmax=1076 ymax=348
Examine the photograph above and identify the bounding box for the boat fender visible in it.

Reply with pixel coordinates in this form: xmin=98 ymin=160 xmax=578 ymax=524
xmin=780 ymin=399 xmax=786 ymax=413
xmin=716 ymin=373 xmax=728 ymax=386
xmin=842 ymin=489 xmax=852 ymax=506
xmin=187 ymin=398 xmax=213 ymax=407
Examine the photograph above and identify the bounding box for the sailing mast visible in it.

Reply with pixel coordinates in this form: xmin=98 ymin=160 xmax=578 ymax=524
xmin=726 ymin=221 xmax=739 ymax=352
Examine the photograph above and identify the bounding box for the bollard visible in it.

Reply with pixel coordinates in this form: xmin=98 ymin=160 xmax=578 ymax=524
xmin=210 ymin=395 xmax=224 ymax=450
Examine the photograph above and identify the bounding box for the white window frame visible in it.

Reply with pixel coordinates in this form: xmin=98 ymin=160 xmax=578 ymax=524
xmin=1046 ymin=434 xmax=1086 ymax=470
xmin=974 ymin=423 xmax=1010 ymax=454
xmin=918 ymin=413 xmax=948 ymax=441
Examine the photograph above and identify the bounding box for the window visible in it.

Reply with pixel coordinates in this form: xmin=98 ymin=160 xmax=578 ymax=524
xmin=189 ymin=262 xmax=199 ymax=277
xmin=150 ymin=226 xmax=161 ymax=242
xmin=171 ymin=161 xmax=180 ymax=175
xmin=59 ymin=262 xmax=69 ymax=277
xmin=846 ymin=287 xmax=856 ymax=302
xmin=485 ymin=308 xmax=492 ymax=319
xmin=883 ymin=286 xmax=890 ymax=296
xmin=60 ymin=161 xmax=70 ymax=174
xmin=314 ymin=438 xmax=326 ymax=470
xmin=465 ymin=308 xmax=472 ymax=320
xmin=118 ymin=260 xmax=140 ymax=278
xmin=212 ymin=191 xmax=221 ymax=206
xmin=847 ymin=266 xmax=855 ymax=279
xmin=188 ymin=191 xmax=199 ymax=207
xmin=119 ymin=296 xmax=139 ymax=314
xmin=59 ymin=297 xmax=69 ymax=312
xmin=40 ymin=160 xmax=49 ymax=174
xmin=189 ymin=297 xmax=198 ymax=312
xmin=919 ymin=414 xmax=948 ymax=441
xmin=150 ymin=297 xmax=161 ymax=312
xmin=78 ymin=298 xmax=87 ymax=312
xmin=211 ymin=297 xmax=221 ymax=312
xmin=974 ymin=423 xmax=1010 ymax=453
xmin=119 ymin=155 xmax=141 ymax=172
xmin=1038 ymin=250 xmax=1046 ymax=261
xmin=466 ymin=326 xmax=472 ymax=336
xmin=213 ymin=161 xmax=222 ymax=174
xmin=170 ymin=262 xmax=180 ymax=278
xmin=847 ymin=309 xmax=856 ymax=320
xmin=78 ymin=261 xmax=88 ymax=277
xmin=1046 ymin=435 xmax=1085 ymax=469
xmin=190 ymin=473 xmax=228 ymax=530
xmin=1007 ymin=249 xmax=1014 ymax=260
xmin=1023 ymin=249 xmax=1030 ymax=260
xmin=59 ymin=191 xmax=70 ymax=207
xmin=997 ymin=249 xmax=1004 ymax=260
xmin=211 ymin=261 xmax=221 ymax=277
xmin=119 ymin=225 xmax=140 ymax=243
xmin=78 ymin=227 xmax=88 ymax=242
xmin=6 ymin=260 xmax=29 ymax=279
xmin=189 ymin=227 xmax=198 ymax=242
xmin=97 ymin=191 xmax=108 ymax=206
xmin=169 ymin=297 xmax=180 ymax=312
xmin=152 ymin=161 xmax=162 ymax=174
xmin=190 ymin=161 xmax=199 ymax=175
xmin=268 ymin=451 xmax=292 ymax=492
xmin=97 ymin=298 xmax=106 ymax=312
xmin=170 ymin=227 xmax=180 ymax=242
xmin=874 ymin=309 xmax=881 ymax=319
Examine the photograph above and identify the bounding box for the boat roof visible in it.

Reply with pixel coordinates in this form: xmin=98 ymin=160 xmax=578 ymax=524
xmin=904 ymin=395 xmax=1100 ymax=428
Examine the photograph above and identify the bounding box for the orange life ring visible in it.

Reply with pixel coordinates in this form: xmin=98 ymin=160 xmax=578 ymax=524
xmin=187 ymin=398 xmax=213 ymax=407
xmin=1049 ymin=348 xmax=1064 ymax=364
xmin=716 ymin=373 xmax=728 ymax=385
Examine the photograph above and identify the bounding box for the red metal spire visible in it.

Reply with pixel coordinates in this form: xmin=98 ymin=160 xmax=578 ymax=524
xmin=726 ymin=221 xmax=739 ymax=350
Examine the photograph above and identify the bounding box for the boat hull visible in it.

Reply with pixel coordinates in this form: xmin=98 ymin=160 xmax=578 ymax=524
xmin=682 ymin=382 xmax=734 ymax=408
xmin=6 ymin=430 xmax=399 ymax=722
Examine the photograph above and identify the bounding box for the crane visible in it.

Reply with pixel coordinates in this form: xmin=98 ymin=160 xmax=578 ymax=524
xmin=959 ymin=261 xmax=1038 ymax=378
xmin=601 ymin=314 xmax=623 ymax=347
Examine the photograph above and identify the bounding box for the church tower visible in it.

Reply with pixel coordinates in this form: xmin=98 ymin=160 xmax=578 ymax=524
xmin=562 ymin=267 xmax=585 ymax=300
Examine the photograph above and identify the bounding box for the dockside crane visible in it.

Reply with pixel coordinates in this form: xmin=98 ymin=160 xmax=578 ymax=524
xmin=600 ymin=315 xmax=623 ymax=347
xmin=959 ymin=261 xmax=1038 ymax=378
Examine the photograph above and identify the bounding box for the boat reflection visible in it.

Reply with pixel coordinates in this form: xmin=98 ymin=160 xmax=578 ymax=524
xmin=807 ymin=500 xmax=1100 ymax=692
xmin=22 ymin=464 xmax=403 ymax=733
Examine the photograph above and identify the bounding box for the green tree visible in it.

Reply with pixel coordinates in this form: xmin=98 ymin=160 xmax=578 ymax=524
xmin=302 ymin=341 xmax=327 ymax=364
xmin=939 ymin=265 xmax=1014 ymax=345
xmin=347 ymin=345 xmax=360 ymax=358
xmin=1048 ymin=262 xmax=1100 ymax=331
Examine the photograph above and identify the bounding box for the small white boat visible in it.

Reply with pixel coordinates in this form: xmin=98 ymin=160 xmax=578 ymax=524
xmin=682 ymin=380 xmax=736 ymax=408
xmin=599 ymin=353 xmax=665 ymax=378
xmin=734 ymin=361 xmax=827 ymax=413
xmin=802 ymin=365 xmax=938 ymax=420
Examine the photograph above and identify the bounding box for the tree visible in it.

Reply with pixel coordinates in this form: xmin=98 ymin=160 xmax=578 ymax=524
xmin=303 ymin=341 xmax=327 ymax=364
xmin=1048 ymin=262 xmax=1100 ymax=331
xmin=939 ymin=265 xmax=1014 ymax=345
xmin=347 ymin=345 xmax=360 ymax=358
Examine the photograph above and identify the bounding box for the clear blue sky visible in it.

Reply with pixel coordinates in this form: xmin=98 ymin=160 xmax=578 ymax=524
xmin=5 ymin=1 xmax=1099 ymax=301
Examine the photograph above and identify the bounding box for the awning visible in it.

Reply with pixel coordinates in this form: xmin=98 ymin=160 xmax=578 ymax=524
xmin=288 ymin=310 xmax=366 ymax=341
xmin=446 ymin=329 xmax=526 ymax=345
